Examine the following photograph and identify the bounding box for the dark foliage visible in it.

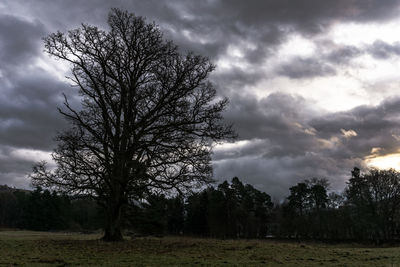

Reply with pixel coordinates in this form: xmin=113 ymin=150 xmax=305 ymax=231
xmin=280 ymin=178 xmax=329 ymax=239
xmin=184 ymin=177 xmax=273 ymax=238
xmin=30 ymin=8 xmax=234 ymax=241
xmin=271 ymin=168 xmax=400 ymax=243
xmin=3 ymin=168 xmax=400 ymax=243
xmin=0 ymin=187 xmax=102 ymax=231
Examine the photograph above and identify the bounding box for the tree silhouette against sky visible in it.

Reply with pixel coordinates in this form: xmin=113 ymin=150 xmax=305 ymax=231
xmin=31 ymin=8 xmax=234 ymax=241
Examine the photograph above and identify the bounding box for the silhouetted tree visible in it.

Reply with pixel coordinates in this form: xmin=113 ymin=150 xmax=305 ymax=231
xmin=0 ymin=191 xmax=18 ymax=227
xmin=207 ymin=187 xmax=229 ymax=237
xmin=284 ymin=179 xmax=329 ymax=239
xmin=166 ymin=196 xmax=184 ymax=235
xmin=204 ymin=177 xmax=272 ymax=238
xmin=288 ymin=183 xmax=309 ymax=217
xmin=185 ymin=190 xmax=209 ymax=235
xmin=30 ymin=9 xmax=234 ymax=241
xmin=250 ymin=184 xmax=273 ymax=238
xmin=70 ymin=197 xmax=103 ymax=231
xmin=129 ymin=194 xmax=168 ymax=236
xmin=346 ymin=167 xmax=400 ymax=242
xmin=15 ymin=187 xmax=70 ymax=231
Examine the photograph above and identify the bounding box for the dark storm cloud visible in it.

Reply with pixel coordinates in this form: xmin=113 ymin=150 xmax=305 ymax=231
xmin=0 ymin=73 xmax=69 ymax=149
xmin=325 ymin=45 xmax=363 ymax=65
xmin=0 ymin=13 xmax=71 ymax=186
xmin=311 ymin=97 xmax=400 ymax=157
xmin=368 ymin=40 xmax=400 ymax=59
xmin=275 ymin=44 xmax=365 ymax=79
xmin=165 ymin=0 xmax=400 ymax=63
xmin=219 ymin=92 xmax=322 ymax=161
xmin=274 ymin=40 xmax=400 ymax=79
xmin=2 ymin=0 xmax=400 ymax=192
xmin=0 ymin=145 xmax=53 ymax=188
xmin=214 ymin=93 xmax=400 ymax=198
xmin=277 ymin=57 xmax=336 ymax=79
xmin=223 ymin=92 xmax=318 ymax=141
xmin=0 ymin=14 xmax=45 ymax=68
xmin=211 ymin=67 xmax=268 ymax=96
xmin=5 ymin=0 xmax=400 ymax=80
xmin=276 ymin=40 xmax=400 ymax=80
xmin=0 ymin=13 xmax=69 ymax=150
xmin=214 ymin=93 xmax=333 ymax=196
xmin=213 ymin=152 xmax=363 ymax=198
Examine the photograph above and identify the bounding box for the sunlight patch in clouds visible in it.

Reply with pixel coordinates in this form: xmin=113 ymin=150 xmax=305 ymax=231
xmin=181 ymin=29 xmax=210 ymax=45
xmin=254 ymin=75 xmax=366 ymax=112
xmin=365 ymin=152 xmax=400 ymax=171
xmin=341 ymin=129 xmax=357 ymax=138
xmin=214 ymin=139 xmax=253 ymax=152
xmin=352 ymin=54 xmax=400 ymax=82
xmin=277 ymin=34 xmax=316 ymax=58
xmin=10 ymin=148 xmax=52 ymax=162
xmin=226 ymin=44 xmax=245 ymax=58
xmin=35 ymin=57 xmax=70 ymax=83
xmin=216 ymin=44 xmax=254 ymax=71
xmin=243 ymin=20 xmax=400 ymax=113
xmin=331 ymin=20 xmax=400 ymax=46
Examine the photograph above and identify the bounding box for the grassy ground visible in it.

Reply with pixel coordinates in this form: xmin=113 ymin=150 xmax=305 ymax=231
xmin=1 ymin=231 xmax=400 ymax=266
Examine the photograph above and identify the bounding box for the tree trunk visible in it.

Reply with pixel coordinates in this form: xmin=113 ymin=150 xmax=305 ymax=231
xmin=102 ymin=203 xmax=124 ymax=242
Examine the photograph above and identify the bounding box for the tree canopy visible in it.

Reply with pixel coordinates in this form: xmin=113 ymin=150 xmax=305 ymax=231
xmin=31 ymin=8 xmax=234 ymax=241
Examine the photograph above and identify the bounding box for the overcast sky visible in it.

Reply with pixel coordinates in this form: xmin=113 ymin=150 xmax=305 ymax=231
xmin=3 ymin=1 xmax=400 ymax=198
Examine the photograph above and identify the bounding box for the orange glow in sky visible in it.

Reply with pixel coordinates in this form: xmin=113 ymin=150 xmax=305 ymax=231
xmin=365 ymin=153 xmax=400 ymax=170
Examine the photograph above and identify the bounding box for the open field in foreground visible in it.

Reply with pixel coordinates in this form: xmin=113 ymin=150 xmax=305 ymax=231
xmin=1 ymin=231 xmax=400 ymax=266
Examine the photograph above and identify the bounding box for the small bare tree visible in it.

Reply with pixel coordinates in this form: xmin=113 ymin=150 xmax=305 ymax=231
xmin=31 ymin=9 xmax=234 ymax=241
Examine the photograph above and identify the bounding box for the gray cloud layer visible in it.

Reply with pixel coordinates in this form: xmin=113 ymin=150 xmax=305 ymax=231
xmin=275 ymin=41 xmax=400 ymax=80
xmin=215 ymin=93 xmax=400 ymax=197
xmin=2 ymin=0 xmax=400 ymax=196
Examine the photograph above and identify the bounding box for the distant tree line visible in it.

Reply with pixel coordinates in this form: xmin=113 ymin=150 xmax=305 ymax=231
xmin=2 ymin=167 xmax=400 ymax=243
xmin=0 ymin=187 xmax=103 ymax=231
xmin=276 ymin=167 xmax=400 ymax=244
xmin=126 ymin=177 xmax=273 ymax=239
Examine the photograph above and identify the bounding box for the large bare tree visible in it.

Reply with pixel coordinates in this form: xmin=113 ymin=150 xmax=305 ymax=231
xmin=31 ymin=9 xmax=234 ymax=241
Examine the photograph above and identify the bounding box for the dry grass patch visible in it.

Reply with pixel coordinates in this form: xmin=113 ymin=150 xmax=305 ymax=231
xmin=1 ymin=231 xmax=400 ymax=266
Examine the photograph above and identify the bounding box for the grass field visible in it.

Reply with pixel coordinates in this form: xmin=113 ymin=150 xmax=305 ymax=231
xmin=1 ymin=231 xmax=400 ymax=266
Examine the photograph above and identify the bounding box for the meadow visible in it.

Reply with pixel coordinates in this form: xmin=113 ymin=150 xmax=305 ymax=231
xmin=1 ymin=230 xmax=400 ymax=266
